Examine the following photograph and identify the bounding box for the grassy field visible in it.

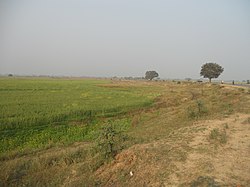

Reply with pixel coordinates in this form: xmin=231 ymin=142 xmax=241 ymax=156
xmin=0 ymin=78 xmax=161 ymax=155
xmin=0 ymin=78 xmax=250 ymax=186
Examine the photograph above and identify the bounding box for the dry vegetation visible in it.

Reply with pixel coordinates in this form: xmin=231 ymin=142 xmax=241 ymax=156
xmin=0 ymin=79 xmax=250 ymax=186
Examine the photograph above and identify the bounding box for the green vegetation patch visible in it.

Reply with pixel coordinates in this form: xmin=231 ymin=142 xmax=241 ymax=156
xmin=209 ymin=128 xmax=227 ymax=144
xmin=0 ymin=78 xmax=161 ymax=155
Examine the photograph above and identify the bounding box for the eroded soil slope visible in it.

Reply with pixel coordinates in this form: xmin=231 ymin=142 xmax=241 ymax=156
xmin=94 ymin=113 xmax=250 ymax=186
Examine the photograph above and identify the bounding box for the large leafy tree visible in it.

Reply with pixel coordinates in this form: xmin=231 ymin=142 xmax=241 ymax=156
xmin=145 ymin=71 xmax=159 ymax=80
xmin=200 ymin=63 xmax=224 ymax=82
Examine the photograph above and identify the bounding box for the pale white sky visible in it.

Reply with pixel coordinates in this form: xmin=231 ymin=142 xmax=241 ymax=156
xmin=0 ymin=0 xmax=250 ymax=80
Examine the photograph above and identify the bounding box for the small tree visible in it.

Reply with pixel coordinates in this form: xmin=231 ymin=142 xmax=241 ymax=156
xmin=145 ymin=71 xmax=159 ymax=80
xmin=200 ymin=63 xmax=224 ymax=83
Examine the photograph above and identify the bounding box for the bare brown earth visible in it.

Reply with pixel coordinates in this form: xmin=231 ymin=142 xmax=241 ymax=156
xmin=93 ymin=113 xmax=250 ymax=187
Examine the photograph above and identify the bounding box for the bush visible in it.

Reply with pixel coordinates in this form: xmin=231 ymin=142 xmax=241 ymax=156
xmin=96 ymin=121 xmax=128 ymax=160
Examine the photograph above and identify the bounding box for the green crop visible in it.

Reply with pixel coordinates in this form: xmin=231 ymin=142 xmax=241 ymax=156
xmin=0 ymin=77 xmax=160 ymax=155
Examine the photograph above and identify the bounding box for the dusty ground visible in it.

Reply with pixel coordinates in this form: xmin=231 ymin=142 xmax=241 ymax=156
xmin=93 ymin=113 xmax=250 ymax=187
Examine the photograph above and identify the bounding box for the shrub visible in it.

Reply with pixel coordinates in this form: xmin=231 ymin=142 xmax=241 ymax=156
xmin=187 ymin=100 xmax=207 ymax=119
xmin=96 ymin=121 xmax=128 ymax=160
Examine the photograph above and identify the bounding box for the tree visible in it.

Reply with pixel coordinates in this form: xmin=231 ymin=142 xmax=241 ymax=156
xmin=200 ymin=63 xmax=224 ymax=83
xmin=145 ymin=71 xmax=159 ymax=80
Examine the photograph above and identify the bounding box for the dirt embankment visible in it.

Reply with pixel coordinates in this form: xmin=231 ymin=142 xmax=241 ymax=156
xmin=94 ymin=113 xmax=250 ymax=186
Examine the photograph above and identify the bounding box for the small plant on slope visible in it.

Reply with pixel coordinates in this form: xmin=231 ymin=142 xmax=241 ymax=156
xmin=188 ymin=100 xmax=208 ymax=119
xmin=96 ymin=121 xmax=127 ymax=161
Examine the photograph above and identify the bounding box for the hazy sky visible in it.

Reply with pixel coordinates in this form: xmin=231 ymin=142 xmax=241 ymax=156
xmin=0 ymin=0 xmax=249 ymax=80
